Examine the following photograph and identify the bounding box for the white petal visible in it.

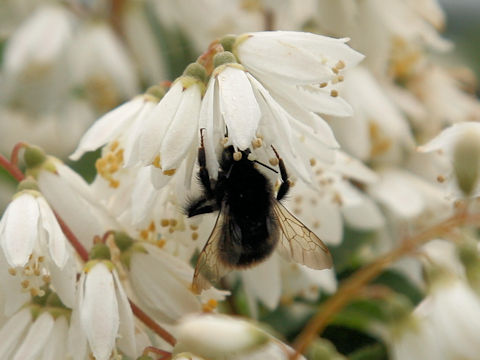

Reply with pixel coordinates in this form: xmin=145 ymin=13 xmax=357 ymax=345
xmin=0 ymin=308 xmax=32 ymax=359
xmin=67 ymin=306 xmax=88 ymax=360
xmin=48 ymin=253 xmax=77 ymax=308
xmin=123 ymin=100 xmax=159 ymax=167
xmin=0 ymin=253 xmax=30 ymax=315
xmin=40 ymin=316 xmax=68 ymax=360
xmin=199 ymin=78 xmax=220 ymax=179
xmin=80 ymin=263 xmax=118 ymax=360
xmin=137 ymin=82 xmax=184 ymax=165
xmin=37 ymin=196 xmax=68 ymax=268
xmin=418 ymin=122 xmax=480 ymax=155
xmin=113 ymin=271 xmax=136 ymax=358
xmin=160 ymin=84 xmax=201 ymax=171
xmin=130 ymin=252 xmax=200 ymax=323
xmin=218 ymin=66 xmax=260 ymax=150
xmin=242 ymin=255 xmax=281 ymax=311
xmin=1 ymin=193 xmax=38 ymax=267
xmin=70 ymin=97 xmax=144 ymax=160
xmin=150 ymin=166 xmax=172 ymax=189
xmin=13 ymin=312 xmax=55 ymax=360
xmin=342 ymin=195 xmax=385 ymax=230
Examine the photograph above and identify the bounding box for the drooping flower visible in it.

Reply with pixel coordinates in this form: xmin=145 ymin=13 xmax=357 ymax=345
xmin=0 ymin=178 xmax=76 ymax=311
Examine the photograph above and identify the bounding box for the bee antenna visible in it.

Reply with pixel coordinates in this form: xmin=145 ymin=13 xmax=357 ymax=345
xmin=271 ymin=145 xmax=280 ymax=160
xmin=253 ymin=160 xmax=278 ymax=174
xmin=200 ymin=128 xmax=206 ymax=147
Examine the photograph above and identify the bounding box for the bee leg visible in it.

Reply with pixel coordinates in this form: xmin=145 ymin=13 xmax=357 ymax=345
xmin=271 ymin=146 xmax=290 ymax=201
xmin=187 ymin=197 xmax=219 ymax=217
xmin=198 ymin=128 xmax=214 ymax=199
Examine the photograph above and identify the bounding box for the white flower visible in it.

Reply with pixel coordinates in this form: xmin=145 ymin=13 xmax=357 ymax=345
xmin=2 ymin=4 xmax=73 ymax=77
xmin=78 ymin=261 xmax=136 ymax=360
xmin=128 ymin=242 xmax=229 ymax=324
xmin=414 ymin=277 xmax=480 ymax=359
xmin=0 ymin=186 xmax=75 ymax=309
xmin=329 ymin=66 xmax=414 ymax=161
xmin=418 ymin=122 xmax=480 ymax=198
xmin=68 ymin=21 xmax=140 ymax=104
xmin=201 ymin=59 xmax=337 ymax=183
xmin=123 ymin=76 xmax=204 ymax=188
xmin=233 ymin=31 xmax=364 ymax=120
xmin=0 ymin=307 xmax=72 ymax=360
xmin=174 ymin=314 xmax=304 ymax=360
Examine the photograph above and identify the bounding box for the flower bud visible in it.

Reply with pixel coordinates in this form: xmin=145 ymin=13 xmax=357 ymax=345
xmin=453 ymin=131 xmax=480 ymax=196
xmin=213 ymin=51 xmax=237 ymax=68
xmin=113 ymin=231 xmax=134 ymax=251
xmin=24 ymin=145 xmax=47 ymax=169
xmin=89 ymin=243 xmax=111 ymax=260
xmin=184 ymin=62 xmax=207 ymax=83
xmin=220 ymin=35 xmax=236 ymax=52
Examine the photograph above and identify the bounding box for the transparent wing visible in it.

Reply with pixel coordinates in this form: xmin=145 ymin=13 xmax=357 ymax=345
xmin=192 ymin=208 xmax=232 ymax=294
xmin=272 ymin=201 xmax=333 ymax=270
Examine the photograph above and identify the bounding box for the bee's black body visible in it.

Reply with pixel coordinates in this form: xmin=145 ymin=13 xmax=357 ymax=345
xmin=188 ymin=145 xmax=279 ymax=267
xmin=186 ymin=130 xmax=332 ymax=292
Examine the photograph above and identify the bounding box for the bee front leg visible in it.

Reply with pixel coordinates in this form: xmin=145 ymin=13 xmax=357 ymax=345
xmin=198 ymin=128 xmax=215 ymax=199
xmin=272 ymin=146 xmax=290 ymax=201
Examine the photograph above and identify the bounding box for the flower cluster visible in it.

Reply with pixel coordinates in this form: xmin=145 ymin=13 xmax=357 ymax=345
xmin=1 ymin=0 xmax=480 ymax=359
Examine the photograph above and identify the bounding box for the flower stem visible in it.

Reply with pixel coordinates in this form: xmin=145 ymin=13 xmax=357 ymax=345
xmin=10 ymin=142 xmax=27 ymax=167
xmin=291 ymin=211 xmax=480 ymax=359
xmin=0 ymin=154 xmax=25 ymax=182
xmin=130 ymin=300 xmax=177 ymax=346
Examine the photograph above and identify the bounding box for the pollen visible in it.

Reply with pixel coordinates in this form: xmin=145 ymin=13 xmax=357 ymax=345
xmin=190 ymin=224 xmax=199 ymax=231
xmin=247 ymin=153 xmax=256 ymax=161
xmin=319 ymin=82 xmax=328 ymax=88
xmin=252 ymin=138 xmax=262 ymax=148
xmin=202 ymin=299 xmax=218 ymax=312
xmin=269 ymin=157 xmax=279 ymax=166
xmin=330 ymin=90 xmax=339 ymax=97
xmin=170 ymin=219 xmax=178 ymax=227
xmin=309 ymin=158 xmax=316 ymax=166
xmin=161 ymin=219 xmax=170 ymax=227
xmin=95 ymin=143 xmax=124 ymax=188
xmin=163 ymin=169 xmax=176 ymax=176
xmin=148 ymin=221 xmax=156 ymax=232
xmin=437 ymin=175 xmax=446 ymax=183
xmin=191 ymin=231 xmax=199 ymax=240
xmin=8 ymin=268 xmax=16 ymax=276
xmin=156 ymin=239 xmax=166 ymax=248
xmin=336 ymin=60 xmax=346 ymax=70
xmin=233 ymin=152 xmax=242 ymax=161
xmin=153 ymin=155 xmax=162 ymax=168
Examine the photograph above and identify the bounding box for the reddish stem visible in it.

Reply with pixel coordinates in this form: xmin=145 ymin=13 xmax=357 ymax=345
xmin=0 ymin=154 xmax=25 ymax=182
xmin=130 ymin=301 xmax=177 ymax=347
xmin=54 ymin=212 xmax=90 ymax=262
xmin=10 ymin=142 xmax=27 ymax=167
xmin=144 ymin=346 xmax=172 ymax=360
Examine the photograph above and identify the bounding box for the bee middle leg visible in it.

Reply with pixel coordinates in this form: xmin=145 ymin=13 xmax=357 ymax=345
xmin=197 ymin=128 xmax=215 ymax=199
xmin=271 ymin=146 xmax=290 ymax=201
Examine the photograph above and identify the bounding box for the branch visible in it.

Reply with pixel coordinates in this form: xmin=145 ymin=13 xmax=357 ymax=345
xmin=291 ymin=211 xmax=480 ymax=359
xmin=0 ymin=154 xmax=25 ymax=182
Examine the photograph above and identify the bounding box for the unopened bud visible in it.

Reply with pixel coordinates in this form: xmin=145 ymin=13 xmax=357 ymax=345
xmin=183 ymin=62 xmax=207 ymax=83
xmin=24 ymin=145 xmax=47 ymax=169
xmin=89 ymin=243 xmax=111 ymax=260
xmin=213 ymin=51 xmax=237 ymax=68
xmin=220 ymin=35 xmax=236 ymax=52
xmin=453 ymin=131 xmax=480 ymax=196
xmin=113 ymin=231 xmax=134 ymax=252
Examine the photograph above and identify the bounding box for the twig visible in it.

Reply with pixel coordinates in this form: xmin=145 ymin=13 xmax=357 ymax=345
xmin=291 ymin=211 xmax=480 ymax=359
xmin=0 ymin=154 xmax=25 ymax=182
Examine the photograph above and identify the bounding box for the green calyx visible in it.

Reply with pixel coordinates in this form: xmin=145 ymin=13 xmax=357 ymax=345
xmin=453 ymin=131 xmax=480 ymax=196
xmin=24 ymin=145 xmax=47 ymax=169
xmin=145 ymin=84 xmax=168 ymax=101
xmin=120 ymin=242 xmax=147 ymax=270
xmin=220 ymin=35 xmax=237 ymax=52
xmin=213 ymin=51 xmax=238 ymax=68
xmin=89 ymin=243 xmax=111 ymax=261
xmin=183 ymin=62 xmax=207 ymax=83
xmin=17 ymin=177 xmax=40 ymax=192
xmin=114 ymin=231 xmax=134 ymax=252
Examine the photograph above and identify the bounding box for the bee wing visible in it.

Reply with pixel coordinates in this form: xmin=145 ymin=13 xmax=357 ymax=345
xmin=272 ymin=201 xmax=333 ymax=270
xmin=192 ymin=209 xmax=232 ymax=294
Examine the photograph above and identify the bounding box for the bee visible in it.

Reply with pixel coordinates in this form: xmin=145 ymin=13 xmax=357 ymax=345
xmin=187 ymin=130 xmax=332 ymax=293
